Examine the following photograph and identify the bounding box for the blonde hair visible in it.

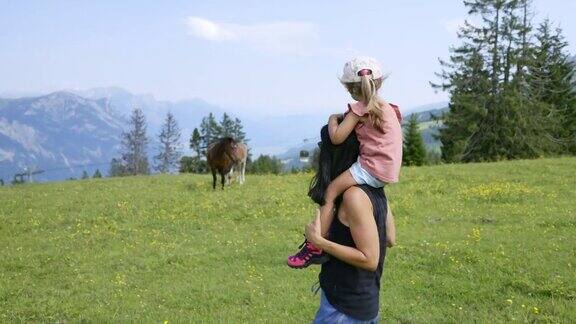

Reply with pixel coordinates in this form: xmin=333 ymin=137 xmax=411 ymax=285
xmin=343 ymin=74 xmax=386 ymax=132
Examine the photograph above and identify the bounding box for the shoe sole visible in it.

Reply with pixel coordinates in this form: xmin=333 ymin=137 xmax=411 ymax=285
xmin=287 ymin=255 xmax=330 ymax=269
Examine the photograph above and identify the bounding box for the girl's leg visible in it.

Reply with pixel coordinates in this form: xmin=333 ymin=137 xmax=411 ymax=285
xmin=319 ymin=169 xmax=358 ymax=238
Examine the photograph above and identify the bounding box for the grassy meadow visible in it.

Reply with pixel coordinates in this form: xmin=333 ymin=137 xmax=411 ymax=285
xmin=0 ymin=157 xmax=575 ymax=323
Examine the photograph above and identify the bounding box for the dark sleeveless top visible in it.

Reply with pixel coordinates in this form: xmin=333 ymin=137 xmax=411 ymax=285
xmin=319 ymin=184 xmax=387 ymax=320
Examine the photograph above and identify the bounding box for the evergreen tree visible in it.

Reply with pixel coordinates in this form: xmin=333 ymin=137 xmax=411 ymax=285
xmin=179 ymin=156 xmax=194 ymax=173
xmin=119 ymin=108 xmax=150 ymax=175
xmin=403 ymin=115 xmax=427 ymax=166
xmin=189 ymin=128 xmax=202 ymax=158
xmin=231 ymin=117 xmax=248 ymax=143
xmin=187 ymin=127 xmax=204 ymax=173
xmin=432 ymin=0 xmax=571 ymax=162
xmin=154 ymin=112 xmax=182 ymax=173
xmin=528 ymin=20 xmax=576 ymax=154
xmin=199 ymin=113 xmax=222 ymax=156
xmin=247 ymin=155 xmax=283 ymax=174
xmin=93 ymin=169 xmax=102 ymax=178
xmin=109 ymin=158 xmax=126 ymax=177
xmin=220 ymin=113 xmax=235 ymax=138
xmin=179 ymin=156 xmax=207 ymax=173
xmin=514 ymin=0 xmax=533 ymax=83
xmin=81 ymin=171 xmax=89 ymax=179
xmin=0 ymin=179 xmax=4 ymax=186
xmin=460 ymin=0 xmax=532 ymax=161
xmin=433 ymin=48 xmax=491 ymax=162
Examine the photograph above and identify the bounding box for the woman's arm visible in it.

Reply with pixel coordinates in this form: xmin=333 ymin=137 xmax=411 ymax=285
xmin=306 ymin=187 xmax=380 ymax=271
xmin=328 ymin=112 xmax=360 ymax=145
xmin=386 ymin=202 xmax=396 ymax=248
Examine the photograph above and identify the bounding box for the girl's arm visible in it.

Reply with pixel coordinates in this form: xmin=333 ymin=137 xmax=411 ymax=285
xmin=328 ymin=112 xmax=360 ymax=145
xmin=386 ymin=202 xmax=396 ymax=247
xmin=306 ymin=187 xmax=380 ymax=271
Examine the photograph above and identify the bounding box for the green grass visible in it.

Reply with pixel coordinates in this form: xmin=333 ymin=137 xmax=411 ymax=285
xmin=1 ymin=157 xmax=575 ymax=323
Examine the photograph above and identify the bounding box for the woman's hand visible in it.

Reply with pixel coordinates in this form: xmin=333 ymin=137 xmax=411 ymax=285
xmin=305 ymin=209 xmax=324 ymax=248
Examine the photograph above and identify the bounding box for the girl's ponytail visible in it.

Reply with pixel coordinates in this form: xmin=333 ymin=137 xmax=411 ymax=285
xmin=359 ymin=70 xmax=384 ymax=132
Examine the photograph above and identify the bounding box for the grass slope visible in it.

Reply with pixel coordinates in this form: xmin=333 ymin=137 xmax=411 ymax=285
xmin=1 ymin=158 xmax=575 ymax=322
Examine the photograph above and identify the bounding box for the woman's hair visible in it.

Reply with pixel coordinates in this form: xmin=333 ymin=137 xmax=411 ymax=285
xmin=343 ymin=74 xmax=385 ymax=132
xmin=308 ymin=118 xmax=360 ymax=205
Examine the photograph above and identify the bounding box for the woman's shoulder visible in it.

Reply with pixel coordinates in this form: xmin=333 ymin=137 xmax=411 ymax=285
xmin=343 ymin=185 xmax=386 ymax=212
xmin=342 ymin=185 xmax=385 ymax=210
xmin=343 ymin=185 xmax=370 ymax=202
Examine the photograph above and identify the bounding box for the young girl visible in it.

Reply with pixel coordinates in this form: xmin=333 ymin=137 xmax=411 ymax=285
xmin=287 ymin=56 xmax=402 ymax=269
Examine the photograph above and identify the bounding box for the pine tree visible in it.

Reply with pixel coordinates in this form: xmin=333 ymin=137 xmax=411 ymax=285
xmin=154 ymin=112 xmax=182 ymax=173
xmin=433 ymin=48 xmax=491 ymax=162
xmin=199 ymin=113 xmax=222 ymax=156
xmin=81 ymin=171 xmax=89 ymax=179
xmin=188 ymin=127 xmax=204 ymax=173
xmin=460 ymin=0 xmax=531 ymax=161
xmin=528 ymin=20 xmax=576 ymax=154
xmin=189 ymin=128 xmax=202 ymax=158
xmin=93 ymin=169 xmax=102 ymax=178
xmin=108 ymin=158 xmax=126 ymax=177
xmin=567 ymin=56 xmax=576 ymax=153
xmin=432 ymin=0 xmax=565 ymax=162
xmin=248 ymin=155 xmax=283 ymax=174
xmin=220 ymin=113 xmax=235 ymax=138
xmin=514 ymin=0 xmax=533 ymax=83
xmin=179 ymin=156 xmax=207 ymax=173
xmin=120 ymin=108 xmax=150 ymax=175
xmin=403 ymin=115 xmax=427 ymax=166
xmin=229 ymin=117 xmax=248 ymax=144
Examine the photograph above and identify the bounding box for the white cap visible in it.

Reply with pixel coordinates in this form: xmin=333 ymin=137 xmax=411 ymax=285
xmin=339 ymin=56 xmax=384 ymax=83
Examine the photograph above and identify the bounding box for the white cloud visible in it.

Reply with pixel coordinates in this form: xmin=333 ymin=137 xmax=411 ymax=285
xmin=186 ymin=16 xmax=318 ymax=54
xmin=186 ymin=17 xmax=237 ymax=42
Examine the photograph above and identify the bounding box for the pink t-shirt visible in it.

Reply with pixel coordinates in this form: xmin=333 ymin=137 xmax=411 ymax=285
xmin=346 ymin=101 xmax=403 ymax=183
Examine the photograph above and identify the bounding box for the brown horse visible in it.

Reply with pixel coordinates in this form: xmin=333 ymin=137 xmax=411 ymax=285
xmin=207 ymin=137 xmax=240 ymax=190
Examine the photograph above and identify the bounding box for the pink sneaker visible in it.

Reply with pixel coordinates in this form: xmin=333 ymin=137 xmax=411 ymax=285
xmin=287 ymin=239 xmax=329 ymax=269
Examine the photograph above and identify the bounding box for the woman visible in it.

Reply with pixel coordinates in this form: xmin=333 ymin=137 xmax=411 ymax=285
xmin=305 ymin=123 xmax=396 ymax=323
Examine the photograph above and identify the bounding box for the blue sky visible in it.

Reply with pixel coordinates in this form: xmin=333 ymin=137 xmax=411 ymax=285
xmin=1 ymin=0 xmax=575 ymax=117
